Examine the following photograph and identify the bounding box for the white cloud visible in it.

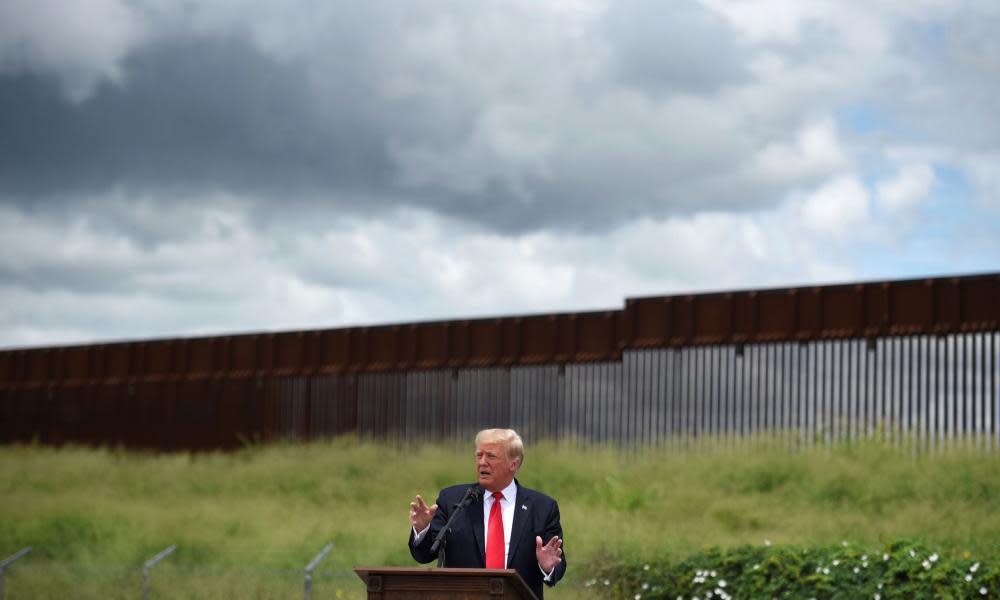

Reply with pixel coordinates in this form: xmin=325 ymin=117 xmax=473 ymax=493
xmin=960 ymin=153 xmax=1000 ymax=210
xmin=0 ymin=0 xmax=145 ymax=101
xmin=796 ymin=175 xmax=872 ymax=239
xmin=751 ymin=118 xmax=849 ymax=185
xmin=876 ymin=163 xmax=935 ymax=215
xmin=1 ymin=180 xmax=875 ymax=348
xmin=699 ymin=0 xmax=829 ymax=44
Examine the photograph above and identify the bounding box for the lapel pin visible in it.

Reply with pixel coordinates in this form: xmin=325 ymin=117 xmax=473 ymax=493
xmin=521 ymin=504 xmax=528 ymax=510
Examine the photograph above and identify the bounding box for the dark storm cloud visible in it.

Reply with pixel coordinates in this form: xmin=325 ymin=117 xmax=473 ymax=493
xmin=0 ymin=0 xmax=788 ymax=237
xmin=0 ymin=36 xmax=393 ymax=201
xmin=0 ymin=260 xmax=128 ymax=294
xmin=602 ymin=0 xmax=750 ymax=96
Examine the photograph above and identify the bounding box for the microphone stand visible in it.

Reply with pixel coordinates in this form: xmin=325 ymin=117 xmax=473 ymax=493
xmin=431 ymin=486 xmax=481 ymax=568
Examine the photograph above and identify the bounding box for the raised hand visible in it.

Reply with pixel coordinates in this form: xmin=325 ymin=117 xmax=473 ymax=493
xmin=409 ymin=494 xmax=438 ymax=532
xmin=535 ymin=535 xmax=563 ymax=572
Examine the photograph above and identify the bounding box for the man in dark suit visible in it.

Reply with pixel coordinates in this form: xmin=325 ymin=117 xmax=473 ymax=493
xmin=409 ymin=428 xmax=566 ymax=599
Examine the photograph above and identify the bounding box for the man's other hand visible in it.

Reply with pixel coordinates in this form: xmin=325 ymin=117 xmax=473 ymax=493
xmin=535 ymin=535 xmax=562 ymax=572
xmin=410 ymin=494 xmax=438 ymax=532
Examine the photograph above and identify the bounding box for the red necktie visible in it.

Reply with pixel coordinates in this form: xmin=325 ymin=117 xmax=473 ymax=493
xmin=486 ymin=491 xmax=505 ymax=568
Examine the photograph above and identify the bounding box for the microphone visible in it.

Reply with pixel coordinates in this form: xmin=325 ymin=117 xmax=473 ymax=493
xmin=431 ymin=485 xmax=483 ymax=559
xmin=461 ymin=485 xmax=483 ymax=506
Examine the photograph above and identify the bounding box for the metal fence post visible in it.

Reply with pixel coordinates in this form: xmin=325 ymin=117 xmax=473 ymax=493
xmin=0 ymin=546 xmax=32 ymax=600
xmin=142 ymin=544 xmax=176 ymax=600
xmin=303 ymin=543 xmax=334 ymax=600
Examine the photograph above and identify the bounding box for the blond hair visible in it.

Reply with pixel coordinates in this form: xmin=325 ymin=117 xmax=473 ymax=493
xmin=475 ymin=428 xmax=524 ymax=465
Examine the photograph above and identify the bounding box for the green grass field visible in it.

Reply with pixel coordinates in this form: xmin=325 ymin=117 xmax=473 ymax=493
xmin=2 ymin=435 xmax=1000 ymax=598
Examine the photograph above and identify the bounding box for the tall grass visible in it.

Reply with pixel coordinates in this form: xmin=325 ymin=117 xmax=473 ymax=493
xmin=2 ymin=435 xmax=1000 ymax=598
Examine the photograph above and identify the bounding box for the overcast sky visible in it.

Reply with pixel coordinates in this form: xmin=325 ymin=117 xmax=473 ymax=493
xmin=2 ymin=0 xmax=999 ymax=349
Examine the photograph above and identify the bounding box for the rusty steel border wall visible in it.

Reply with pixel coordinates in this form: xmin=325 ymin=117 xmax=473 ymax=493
xmin=1 ymin=273 xmax=999 ymax=450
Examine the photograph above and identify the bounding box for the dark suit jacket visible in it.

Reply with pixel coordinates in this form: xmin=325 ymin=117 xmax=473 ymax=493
xmin=409 ymin=480 xmax=566 ymax=599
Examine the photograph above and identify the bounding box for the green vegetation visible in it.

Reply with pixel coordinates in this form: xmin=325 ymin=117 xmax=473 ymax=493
xmin=2 ymin=435 xmax=1000 ymax=598
xmin=594 ymin=540 xmax=1000 ymax=599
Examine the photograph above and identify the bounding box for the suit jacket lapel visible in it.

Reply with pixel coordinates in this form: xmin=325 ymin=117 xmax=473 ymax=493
xmin=507 ymin=484 xmax=529 ymax=566
xmin=470 ymin=494 xmax=486 ymax=565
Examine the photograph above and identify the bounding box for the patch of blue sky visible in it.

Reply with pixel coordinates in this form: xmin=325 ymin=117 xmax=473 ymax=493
xmin=910 ymin=21 xmax=947 ymax=54
xmin=856 ymin=165 xmax=999 ymax=280
xmin=836 ymin=102 xmax=905 ymax=186
xmin=836 ymin=102 xmax=893 ymax=136
xmin=939 ymin=165 xmax=1000 ymax=274
xmin=924 ymin=166 xmax=972 ymax=221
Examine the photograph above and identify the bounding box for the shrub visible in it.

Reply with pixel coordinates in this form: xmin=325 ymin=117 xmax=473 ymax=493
xmin=588 ymin=540 xmax=999 ymax=599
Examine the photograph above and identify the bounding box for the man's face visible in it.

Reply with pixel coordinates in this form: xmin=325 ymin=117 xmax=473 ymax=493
xmin=476 ymin=441 xmax=518 ymax=492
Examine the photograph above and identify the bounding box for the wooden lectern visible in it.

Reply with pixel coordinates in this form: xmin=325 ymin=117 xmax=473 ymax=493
xmin=354 ymin=567 xmax=539 ymax=600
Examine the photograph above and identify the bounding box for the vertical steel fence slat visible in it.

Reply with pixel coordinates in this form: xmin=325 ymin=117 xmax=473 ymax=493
xmin=672 ymin=348 xmax=679 ymax=445
xmin=978 ymin=334 xmax=986 ymax=447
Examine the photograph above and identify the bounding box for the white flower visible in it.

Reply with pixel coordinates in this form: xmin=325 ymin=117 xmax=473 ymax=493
xmin=710 ymin=571 xmax=716 ymax=578
xmin=878 ymin=583 xmax=883 ymax=590
xmin=967 ymin=575 xmax=974 ymax=582
xmin=833 ymin=560 xmax=840 ymax=566
xmin=883 ymin=554 xmax=890 ymax=561
xmin=642 ymin=583 xmax=649 ymax=590
xmin=823 ymin=568 xmax=830 ymax=575
xmin=644 ymin=564 xmax=650 ymax=571
xmin=922 ymin=560 xmax=931 ymax=570
xmin=842 ymin=541 xmax=849 ymax=547
xmin=972 ymin=563 xmax=981 ymax=573
xmin=980 ymin=587 xmax=987 ymax=596
xmin=765 ymin=539 xmax=772 ymax=546
xmin=604 ymin=579 xmax=610 ymax=586
xmin=635 ymin=595 xmax=642 ymax=600
xmin=854 ymin=567 xmax=860 ymax=574
xmin=719 ymin=580 xmax=727 ymax=588
xmin=909 ymin=550 xmax=917 ymax=558
xmin=874 ymin=595 xmax=881 ymax=600
xmin=753 ymin=564 xmax=760 ymax=571
xmin=929 ymin=553 xmax=939 ymax=562
xmin=861 ymin=555 xmax=868 ymax=561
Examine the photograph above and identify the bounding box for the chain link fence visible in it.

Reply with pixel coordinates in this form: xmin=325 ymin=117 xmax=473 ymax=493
xmin=0 ymin=544 xmax=365 ymax=599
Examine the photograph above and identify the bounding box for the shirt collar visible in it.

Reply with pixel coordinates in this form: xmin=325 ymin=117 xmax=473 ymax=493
xmin=491 ymin=479 xmax=518 ymax=504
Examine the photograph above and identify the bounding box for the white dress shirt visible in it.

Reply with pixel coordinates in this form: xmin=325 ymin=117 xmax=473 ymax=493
xmin=483 ymin=480 xmax=518 ymax=568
